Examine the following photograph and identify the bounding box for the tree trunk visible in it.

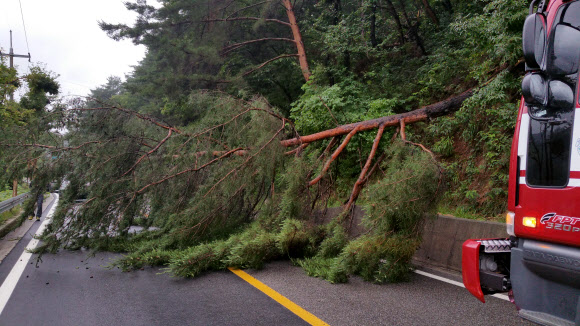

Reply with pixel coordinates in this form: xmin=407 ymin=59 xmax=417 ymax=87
xmin=12 ymin=179 xmax=17 ymax=197
xmin=396 ymin=0 xmax=411 ymax=25
xmin=421 ymin=0 xmax=439 ymax=25
xmin=396 ymin=0 xmax=427 ymax=55
xmin=370 ymin=0 xmax=378 ymax=47
xmin=409 ymin=23 xmax=427 ymax=55
xmin=442 ymin=0 xmax=453 ymax=13
xmin=281 ymin=89 xmax=473 ymax=147
xmin=383 ymin=0 xmax=406 ymax=45
xmin=282 ymin=0 xmax=311 ymax=81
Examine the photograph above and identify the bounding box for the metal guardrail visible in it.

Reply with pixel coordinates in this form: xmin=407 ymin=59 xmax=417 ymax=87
xmin=0 ymin=193 xmax=30 ymax=214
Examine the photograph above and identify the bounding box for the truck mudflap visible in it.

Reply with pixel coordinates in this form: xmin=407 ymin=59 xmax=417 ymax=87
xmin=462 ymin=239 xmax=512 ymax=303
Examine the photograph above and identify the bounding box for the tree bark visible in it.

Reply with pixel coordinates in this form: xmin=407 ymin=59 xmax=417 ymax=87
xmin=344 ymin=124 xmax=386 ymax=213
xmin=370 ymin=0 xmax=378 ymax=47
xmin=309 ymin=126 xmax=360 ymax=186
xmin=442 ymin=0 xmax=453 ymax=13
xmin=396 ymin=0 xmax=427 ymax=55
xmin=282 ymin=0 xmax=311 ymax=81
xmin=281 ymin=89 xmax=473 ymax=147
xmin=383 ymin=0 xmax=406 ymax=45
xmin=12 ymin=179 xmax=17 ymax=197
xmin=421 ymin=0 xmax=439 ymax=25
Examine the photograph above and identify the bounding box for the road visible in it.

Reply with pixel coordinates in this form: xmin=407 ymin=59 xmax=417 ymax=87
xmin=0 ymin=195 xmax=533 ymax=326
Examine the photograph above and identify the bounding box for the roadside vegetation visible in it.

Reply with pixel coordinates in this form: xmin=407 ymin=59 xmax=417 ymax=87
xmin=0 ymin=208 xmax=22 ymax=227
xmin=0 ymin=183 xmax=29 ymax=202
xmin=1 ymin=0 xmax=527 ymax=282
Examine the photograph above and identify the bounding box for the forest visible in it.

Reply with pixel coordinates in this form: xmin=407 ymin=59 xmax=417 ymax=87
xmin=0 ymin=0 xmax=527 ymax=283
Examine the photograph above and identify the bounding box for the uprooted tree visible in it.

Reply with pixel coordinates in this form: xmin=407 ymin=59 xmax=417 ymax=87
xmin=0 ymin=0 xmax=527 ymax=282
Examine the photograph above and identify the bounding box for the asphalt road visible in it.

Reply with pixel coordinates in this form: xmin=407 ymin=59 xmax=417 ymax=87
xmin=0 ymin=198 xmax=534 ymax=326
xmin=0 ymin=251 xmax=308 ymax=326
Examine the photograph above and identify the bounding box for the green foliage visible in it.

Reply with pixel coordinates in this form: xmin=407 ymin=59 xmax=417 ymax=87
xmin=19 ymin=66 xmax=60 ymax=111
xmin=294 ymin=256 xmax=335 ymax=279
xmin=327 ymin=234 xmax=419 ymax=283
xmin=225 ymin=229 xmax=280 ymax=269
xmin=293 ymin=144 xmax=441 ymax=284
xmin=363 ymin=142 xmax=441 ymax=235
xmin=278 ymin=157 xmax=313 ymax=221
xmin=0 ymin=60 xmax=24 ymax=125
xmin=169 ymin=242 xmax=226 ymax=278
xmin=4 ymin=0 xmax=532 ymax=285
xmin=428 ymin=71 xmax=520 ymax=216
xmin=450 ymin=0 xmax=527 ymax=81
xmin=291 ymin=74 xmax=396 ymax=135
xmin=0 ymin=183 xmax=29 ymax=202
xmin=276 ymin=219 xmax=321 ymax=258
xmin=0 ymin=207 xmax=21 ymax=226
xmin=317 ymin=223 xmax=348 ymax=258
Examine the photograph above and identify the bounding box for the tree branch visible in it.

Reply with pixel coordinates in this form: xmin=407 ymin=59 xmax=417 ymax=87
xmin=344 ymin=123 xmax=386 ymax=215
xmin=202 ymin=17 xmax=290 ymax=27
xmin=136 ymin=148 xmax=246 ymax=194
xmin=67 ymin=105 xmax=181 ymax=134
xmin=0 ymin=140 xmax=103 ymax=151
xmin=242 ymin=54 xmax=299 ymax=76
xmin=220 ymin=38 xmax=296 ymax=56
xmin=281 ymin=89 xmax=473 ymax=147
xmin=284 ymin=143 xmax=308 ymax=155
xmin=225 ymin=1 xmax=272 ymax=20
xmin=309 ymin=126 xmax=360 ymax=186
xmin=121 ymin=129 xmax=173 ymax=177
xmin=203 ymin=120 xmax=287 ymax=198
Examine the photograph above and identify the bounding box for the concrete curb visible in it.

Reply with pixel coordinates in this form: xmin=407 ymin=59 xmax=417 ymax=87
xmin=0 ymin=216 xmax=21 ymax=240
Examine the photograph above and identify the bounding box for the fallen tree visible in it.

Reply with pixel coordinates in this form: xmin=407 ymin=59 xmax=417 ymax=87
xmin=3 ymin=84 xmax=478 ymax=284
xmin=281 ymin=89 xmax=474 ymax=148
xmin=2 ymin=88 xmax=474 ymax=220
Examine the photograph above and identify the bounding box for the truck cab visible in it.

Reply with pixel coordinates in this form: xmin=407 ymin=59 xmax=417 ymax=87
xmin=462 ymin=1 xmax=580 ymax=325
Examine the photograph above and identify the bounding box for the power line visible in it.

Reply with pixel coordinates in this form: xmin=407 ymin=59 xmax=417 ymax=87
xmin=18 ymin=0 xmax=30 ymax=55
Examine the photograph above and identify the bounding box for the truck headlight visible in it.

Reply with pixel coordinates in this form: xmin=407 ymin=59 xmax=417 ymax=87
xmin=506 ymin=211 xmax=515 ymax=236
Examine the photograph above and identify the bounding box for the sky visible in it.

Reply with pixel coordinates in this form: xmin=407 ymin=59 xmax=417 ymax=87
xmin=0 ymin=0 xmax=148 ymax=99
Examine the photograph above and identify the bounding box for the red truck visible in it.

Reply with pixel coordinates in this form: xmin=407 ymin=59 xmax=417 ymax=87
xmin=461 ymin=1 xmax=580 ymax=325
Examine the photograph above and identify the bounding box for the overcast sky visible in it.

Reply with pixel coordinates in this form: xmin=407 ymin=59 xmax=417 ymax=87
xmin=0 ymin=0 xmax=147 ymax=99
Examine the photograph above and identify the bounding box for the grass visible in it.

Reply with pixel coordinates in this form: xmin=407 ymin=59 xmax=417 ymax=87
xmin=0 ymin=207 xmax=22 ymax=226
xmin=0 ymin=184 xmax=30 ymax=202
xmin=438 ymin=204 xmax=505 ymax=223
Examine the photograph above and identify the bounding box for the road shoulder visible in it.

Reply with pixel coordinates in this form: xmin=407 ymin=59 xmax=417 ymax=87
xmin=0 ymin=193 xmax=56 ymax=264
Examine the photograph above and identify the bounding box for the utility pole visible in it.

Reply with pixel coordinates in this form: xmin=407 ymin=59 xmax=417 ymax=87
xmin=1 ymin=30 xmax=30 ymax=101
xmin=1 ymin=30 xmax=31 ymax=197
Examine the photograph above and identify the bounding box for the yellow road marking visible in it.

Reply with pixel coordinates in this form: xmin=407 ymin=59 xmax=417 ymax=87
xmin=228 ymin=267 xmax=330 ymax=326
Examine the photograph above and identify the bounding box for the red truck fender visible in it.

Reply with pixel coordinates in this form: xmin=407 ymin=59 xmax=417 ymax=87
xmin=462 ymin=239 xmax=485 ymax=303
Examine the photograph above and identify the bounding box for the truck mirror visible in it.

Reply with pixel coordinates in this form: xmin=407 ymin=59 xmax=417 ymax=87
xmin=523 ymin=13 xmax=546 ymax=69
xmin=547 ymin=24 xmax=580 ymax=76
xmin=522 ymin=73 xmax=547 ymax=106
xmin=548 ymin=80 xmax=574 ymax=110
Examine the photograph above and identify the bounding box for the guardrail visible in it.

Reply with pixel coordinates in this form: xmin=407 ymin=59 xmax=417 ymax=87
xmin=0 ymin=193 xmax=30 ymax=214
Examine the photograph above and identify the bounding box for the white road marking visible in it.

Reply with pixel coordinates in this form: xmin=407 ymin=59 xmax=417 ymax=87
xmin=0 ymin=194 xmax=59 ymax=316
xmin=414 ymin=269 xmax=510 ymax=302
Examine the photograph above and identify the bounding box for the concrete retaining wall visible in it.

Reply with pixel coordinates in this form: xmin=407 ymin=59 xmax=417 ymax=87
xmin=317 ymin=206 xmax=507 ymax=273
xmin=414 ymin=214 xmax=508 ymax=272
